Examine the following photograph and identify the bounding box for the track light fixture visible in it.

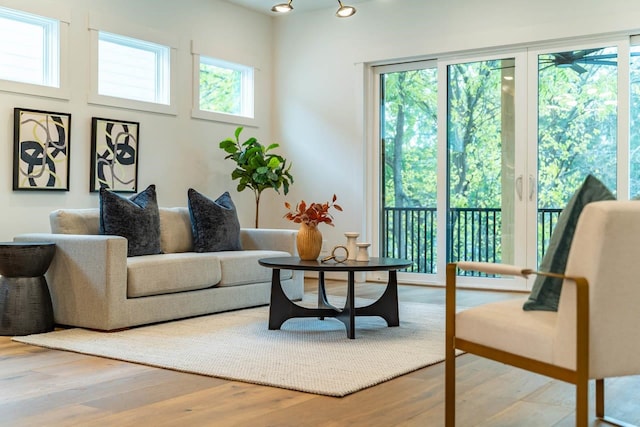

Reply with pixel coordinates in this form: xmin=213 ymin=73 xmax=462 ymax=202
xmin=270 ymin=0 xmax=356 ymax=17
xmin=271 ymin=0 xmax=293 ymax=13
xmin=335 ymin=0 xmax=356 ymax=17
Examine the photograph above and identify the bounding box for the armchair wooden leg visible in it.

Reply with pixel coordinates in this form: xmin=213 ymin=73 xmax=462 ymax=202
xmin=445 ymin=263 xmax=456 ymax=427
xmin=445 ymin=350 xmax=455 ymax=426
xmin=596 ymin=378 xmax=636 ymax=427
xmin=576 ymin=378 xmax=588 ymax=427
xmin=596 ymin=379 xmax=605 ymax=418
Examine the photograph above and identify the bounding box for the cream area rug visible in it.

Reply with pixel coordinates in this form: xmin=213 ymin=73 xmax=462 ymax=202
xmin=13 ymin=297 xmax=450 ymax=397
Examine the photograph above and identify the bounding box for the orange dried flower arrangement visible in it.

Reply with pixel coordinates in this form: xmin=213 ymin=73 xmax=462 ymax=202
xmin=284 ymin=194 xmax=342 ymax=227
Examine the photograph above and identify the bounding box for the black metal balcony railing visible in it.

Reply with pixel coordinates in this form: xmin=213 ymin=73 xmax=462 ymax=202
xmin=382 ymin=207 xmax=562 ymax=274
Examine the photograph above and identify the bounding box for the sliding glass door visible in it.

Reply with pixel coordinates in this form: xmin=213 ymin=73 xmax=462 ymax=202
xmin=373 ymin=36 xmax=638 ymax=290
xmin=376 ymin=56 xmax=527 ymax=289
xmin=446 ymin=57 xmax=520 ymax=277
xmin=379 ymin=63 xmax=439 ymax=275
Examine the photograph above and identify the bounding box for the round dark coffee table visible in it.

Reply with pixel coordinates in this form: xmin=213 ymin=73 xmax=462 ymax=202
xmin=0 ymin=242 xmax=56 ymax=336
xmin=259 ymin=256 xmax=412 ymax=339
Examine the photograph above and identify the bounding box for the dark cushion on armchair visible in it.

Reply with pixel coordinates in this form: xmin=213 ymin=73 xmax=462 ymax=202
xmin=523 ymin=175 xmax=615 ymax=311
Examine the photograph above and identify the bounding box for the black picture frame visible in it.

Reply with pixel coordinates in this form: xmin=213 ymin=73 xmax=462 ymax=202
xmin=13 ymin=108 xmax=71 ymax=191
xmin=90 ymin=117 xmax=140 ymax=193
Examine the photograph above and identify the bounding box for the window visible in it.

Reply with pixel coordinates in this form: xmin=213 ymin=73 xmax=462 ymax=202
xmin=0 ymin=6 xmax=59 ymax=87
xmin=98 ymin=31 xmax=170 ymax=105
xmin=198 ymin=56 xmax=254 ymax=117
xmin=88 ymin=14 xmax=177 ymax=114
xmin=190 ymin=40 xmax=256 ymax=126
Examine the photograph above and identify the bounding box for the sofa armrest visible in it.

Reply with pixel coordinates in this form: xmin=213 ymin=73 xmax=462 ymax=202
xmin=240 ymin=228 xmax=298 ymax=255
xmin=14 ymin=233 xmax=128 ymax=329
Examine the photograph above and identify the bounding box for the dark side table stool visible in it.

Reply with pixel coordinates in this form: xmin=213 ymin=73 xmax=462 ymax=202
xmin=0 ymin=242 xmax=56 ymax=336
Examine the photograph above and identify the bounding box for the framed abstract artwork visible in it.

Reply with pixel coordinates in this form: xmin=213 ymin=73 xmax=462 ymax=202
xmin=90 ymin=117 xmax=139 ymax=193
xmin=13 ymin=108 xmax=72 ymax=191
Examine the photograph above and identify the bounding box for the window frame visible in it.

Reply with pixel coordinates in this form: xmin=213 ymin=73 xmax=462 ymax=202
xmin=88 ymin=13 xmax=178 ymax=115
xmin=0 ymin=3 xmax=69 ymax=100
xmin=191 ymin=41 xmax=257 ymax=127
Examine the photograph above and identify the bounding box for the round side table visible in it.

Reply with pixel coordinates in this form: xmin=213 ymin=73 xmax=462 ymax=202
xmin=0 ymin=242 xmax=56 ymax=336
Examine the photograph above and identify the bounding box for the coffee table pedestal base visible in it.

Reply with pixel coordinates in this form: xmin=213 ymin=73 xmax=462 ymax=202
xmin=268 ymin=269 xmax=400 ymax=339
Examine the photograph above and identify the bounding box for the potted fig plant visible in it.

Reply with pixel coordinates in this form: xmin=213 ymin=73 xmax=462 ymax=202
xmin=219 ymin=127 xmax=294 ymax=228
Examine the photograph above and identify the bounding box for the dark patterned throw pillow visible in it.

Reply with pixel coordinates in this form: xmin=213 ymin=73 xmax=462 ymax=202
xmin=99 ymin=184 xmax=162 ymax=257
xmin=188 ymin=189 xmax=242 ymax=253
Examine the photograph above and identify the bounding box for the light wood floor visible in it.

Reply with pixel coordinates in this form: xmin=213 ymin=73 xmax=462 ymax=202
xmin=1 ymin=280 xmax=638 ymax=426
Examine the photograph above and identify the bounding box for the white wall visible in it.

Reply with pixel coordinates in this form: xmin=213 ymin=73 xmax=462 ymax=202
xmin=270 ymin=0 xmax=640 ymax=250
xmin=0 ymin=0 xmax=274 ymax=241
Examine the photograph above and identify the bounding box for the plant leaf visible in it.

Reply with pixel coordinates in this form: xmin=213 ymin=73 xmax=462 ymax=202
xmin=267 ymin=157 xmax=281 ymax=169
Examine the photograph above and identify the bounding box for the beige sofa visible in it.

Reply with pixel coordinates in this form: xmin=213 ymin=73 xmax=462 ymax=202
xmin=15 ymin=207 xmax=303 ymax=331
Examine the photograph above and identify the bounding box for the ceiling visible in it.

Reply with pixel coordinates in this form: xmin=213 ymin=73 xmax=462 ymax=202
xmin=224 ymin=0 xmax=370 ymax=15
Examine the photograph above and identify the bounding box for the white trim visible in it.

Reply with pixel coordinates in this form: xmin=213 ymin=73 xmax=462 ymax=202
xmin=0 ymin=78 xmax=69 ymax=100
xmin=436 ymin=60 xmax=448 ymax=286
xmin=361 ymin=30 xmax=640 ymax=70
xmin=365 ymin=62 xmax=379 ymax=279
xmin=512 ymin=51 xmax=531 ymax=289
xmin=0 ymin=0 xmax=70 ymax=23
xmin=191 ymin=39 xmax=263 ymax=70
xmin=88 ymin=13 xmax=179 ymax=49
xmin=88 ymin=93 xmax=177 ymax=116
xmin=371 ymin=60 xmax=437 ymax=74
xmin=525 ymin=46 xmax=540 ymax=285
xmin=617 ymin=39 xmax=631 ymax=199
xmin=191 ymin=109 xmax=257 ymax=127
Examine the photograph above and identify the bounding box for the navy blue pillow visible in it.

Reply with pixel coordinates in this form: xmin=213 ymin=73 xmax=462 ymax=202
xmin=523 ymin=175 xmax=615 ymax=311
xmin=188 ymin=189 xmax=242 ymax=253
xmin=99 ymin=184 xmax=162 ymax=257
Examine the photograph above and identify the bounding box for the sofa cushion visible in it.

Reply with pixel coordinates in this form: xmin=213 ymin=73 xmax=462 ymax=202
xmin=188 ymin=189 xmax=242 ymax=253
xmin=159 ymin=207 xmax=193 ymax=253
xmin=50 ymin=208 xmax=100 ymax=234
xmin=127 ymin=252 xmax=221 ymax=298
xmin=100 ymin=185 xmax=163 ymax=257
xmin=215 ymin=250 xmax=292 ymax=287
xmin=523 ymin=174 xmax=615 ymax=311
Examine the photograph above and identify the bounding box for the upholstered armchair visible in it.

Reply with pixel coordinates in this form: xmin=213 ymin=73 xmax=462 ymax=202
xmin=445 ymin=201 xmax=640 ymax=426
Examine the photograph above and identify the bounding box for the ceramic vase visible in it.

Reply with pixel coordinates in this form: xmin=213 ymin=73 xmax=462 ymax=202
xmin=356 ymin=242 xmax=371 ymax=262
xmin=344 ymin=232 xmax=359 ymax=260
xmin=297 ymin=223 xmax=323 ymax=260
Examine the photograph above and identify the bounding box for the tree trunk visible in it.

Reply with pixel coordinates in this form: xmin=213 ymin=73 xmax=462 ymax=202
xmin=392 ymin=73 xmax=412 ymax=208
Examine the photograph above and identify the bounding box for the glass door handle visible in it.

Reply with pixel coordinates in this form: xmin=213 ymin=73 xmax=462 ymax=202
xmin=516 ymin=175 xmax=523 ymax=201
xmin=529 ymin=175 xmax=535 ymax=201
